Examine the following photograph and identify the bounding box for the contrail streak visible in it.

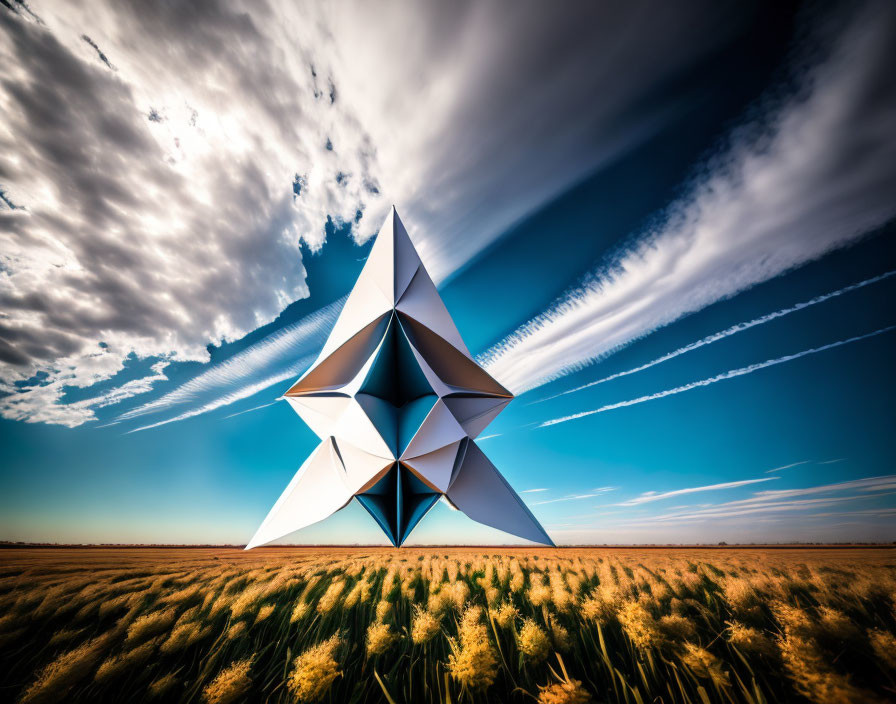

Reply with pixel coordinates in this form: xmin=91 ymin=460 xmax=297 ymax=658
xmin=127 ymin=355 xmax=313 ymax=433
xmin=765 ymin=460 xmax=810 ymax=474
xmin=534 ymin=271 xmax=895 ymax=404
xmin=117 ymin=299 xmax=342 ymax=422
xmin=539 ymin=325 xmax=896 ymax=428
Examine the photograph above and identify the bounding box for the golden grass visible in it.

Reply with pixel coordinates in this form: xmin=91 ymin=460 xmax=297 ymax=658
xmin=288 ymin=634 xmax=342 ymax=702
xmin=0 ymin=546 xmax=894 ymax=703
xmin=201 ymin=658 xmax=252 ymax=704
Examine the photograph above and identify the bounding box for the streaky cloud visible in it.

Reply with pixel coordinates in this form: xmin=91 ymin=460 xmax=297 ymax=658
xmin=748 ymin=474 xmax=896 ymax=502
xmin=127 ymin=355 xmax=315 ymax=433
xmin=765 ymin=460 xmax=810 ymax=474
xmin=540 ymin=325 xmax=896 ymax=428
xmin=534 ymin=270 xmax=895 ymax=404
xmin=618 ymin=477 xmax=778 ymax=506
xmin=222 ymin=400 xmax=280 ymax=420
xmin=117 ymin=300 xmax=342 ymax=424
xmin=481 ymin=5 xmax=896 ymax=394
xmin=632 ymin=477 xmax=896 ymax=524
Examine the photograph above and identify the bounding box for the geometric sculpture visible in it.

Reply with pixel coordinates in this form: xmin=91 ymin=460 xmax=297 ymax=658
xmin=246 ymin=207 xmax=553 ymax=548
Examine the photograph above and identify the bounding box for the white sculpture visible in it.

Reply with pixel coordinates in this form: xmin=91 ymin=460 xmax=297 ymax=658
xmin=246 ymin=207 xmax=553 ymax=548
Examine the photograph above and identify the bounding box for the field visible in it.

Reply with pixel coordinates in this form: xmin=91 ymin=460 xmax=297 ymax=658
xmin=1 ymin=548 xmax=895 ymax=704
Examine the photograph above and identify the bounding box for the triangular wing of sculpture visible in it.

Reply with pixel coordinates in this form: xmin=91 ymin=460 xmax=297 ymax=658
xmin=246 ymin=207 xmax=553 ymax=548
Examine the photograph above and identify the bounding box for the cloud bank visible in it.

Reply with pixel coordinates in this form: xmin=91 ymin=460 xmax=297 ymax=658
xmin=0 ymin=0 xmax=737 ymax=426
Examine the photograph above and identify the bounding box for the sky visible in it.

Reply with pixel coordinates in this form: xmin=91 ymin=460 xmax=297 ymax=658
xmin=1 ymin=0 xmax=894 ymax=545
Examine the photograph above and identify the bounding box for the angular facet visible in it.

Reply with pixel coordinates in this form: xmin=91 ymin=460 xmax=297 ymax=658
xmin=442 ymin=395 xmax=511 ymax=438
xmin=285 ymin=394 xmax=352 ymax=440
xmin=355 ymin=464 xmax=440 ymax=546
xmin=401 ymin=399 xmax=467 ymax=460
xmin=245 ymin=438 xmax=353 ymax=550
xmin=246 ymin=207 xmax=552 ymax=549
xmin=447 ymin=441 xmax=555 ymax=546
xmin=401 ymin=439 xmax=464 ymax=492
xmin=396 ymin=264 xmax=470 ymax=358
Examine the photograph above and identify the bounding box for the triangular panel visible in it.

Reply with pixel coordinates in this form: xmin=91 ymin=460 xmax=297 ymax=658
xmin=398 ymin=394 xmax=439 ymax=454
xmin=446 ymin=441 xmax=553 ymax=546
xmin=356 ymin=465 xmax=399 ymax=545
xmin=392 ymin=212 xmax=423 ymax=301
xmin=401 ymin=398 xmax=467 ymax=459
xmin=397 ymin=466 xmax=440 ymax=545
xmin=334 ymin=396 xmax=395 ymax=459
xmin=442 ymin=395 xmax=510 ymax=437
xmin=287 ymin=313 xmax=389 ymax=395
xmin=285 ymin=394 xmax=352 ymax=440
xmin=246 ymin=438 xmax=353 ymax=549
xmin=396 ymin=265 xmax=470 ymax=358
xmin=398 ymin=312 xmax=511 ymax=397
xmin=331 ymin=438 xmax=394 ymax=494
xmin=358 ymin=207 xmax=422 ymax=305
xmin=401 ymin=440 xmax=463 ymax=492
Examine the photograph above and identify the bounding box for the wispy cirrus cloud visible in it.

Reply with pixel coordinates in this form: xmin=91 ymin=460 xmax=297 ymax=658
xmin=747 ymin=475 xmax=896 ymax=502
xmin=481 ymin=4 xmax=896 ymax=395
xmin=127 ymin=355 xmax=314 ymax=433
xmin=530 ymin=487 xmax=617 ymax=506
xmin=618 ymin=475 xmax=896 ymax=526
xmin=539 ymin=325 xmax=896 ymax=428
xmin=520 ymin=488 xmax=549 ymax=493
xmin=765 ymin=461 xmax=810 ymax=474
xmin=115 ymin=300 xmax=341 ymax=426
xmin=534 ymin=270 xmax=895 ymax=404
xmin=222 ymin=401 xmax=279 ymax=421
xmin=618 ymin=477 xmax=778 ymax=506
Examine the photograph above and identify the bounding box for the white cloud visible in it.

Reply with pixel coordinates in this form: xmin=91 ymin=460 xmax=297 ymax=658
xmin=127 ymin=355 xmax=315 ymax=433
xmin=520 ymin=488 xmax=548 ymax=493
xmin=222 ymin=401 xmax=279 ymax=420
xmin=531 ymin=494 xmax=601 ymax=506
xmin=117 ymin=299 xmax=341 ymax=423
xmin=535 ymin=270 xmax=895 ymax=404
xmin=621 ymin=475 xmax=896 ymax=523
xmin=531 ymin=486 xmax=617 ymax=506
xmin=481 ymin=4 xmax=896 ymax=394
xmin=637 ymin=494 xmax=894 ymax=525
xmin=765 ymin=461 xmax=810 ymax=474
xmin=2 ymin=0 xmax=732 ymax=426
xmin=539 ymin=325 xmax=896 ymax=427
xmin=747 ymin=475 xmax=896 ymax=502
xmin=618 ymin=477 xmax=778 ymax=506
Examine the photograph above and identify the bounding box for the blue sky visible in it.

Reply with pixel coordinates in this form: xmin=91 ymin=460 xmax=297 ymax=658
xmin=1 ymin=1 xmax=894 ymax=544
